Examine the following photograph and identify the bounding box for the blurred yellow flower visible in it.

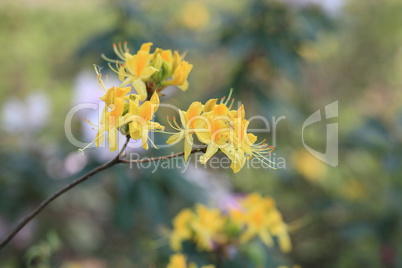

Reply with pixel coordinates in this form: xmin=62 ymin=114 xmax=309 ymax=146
xmin=170 ymin=209 xmax=194 ymax=251
xmin=181 ymin=1 xmax=210 ymax=30
xmin=169 ymin=193 xmax=291 ymax=255
xmin=292 ymin=150 xmax=326 ymax=182
xmin=236 ymin=194 xmax=292 ymax=253
xmin=191 ymin=204 xmax=225 ymax=250
xmin=167 ymin=254 xmax=187 ymax=268
xmin=166 ymin=254 xmax=215 ymax=268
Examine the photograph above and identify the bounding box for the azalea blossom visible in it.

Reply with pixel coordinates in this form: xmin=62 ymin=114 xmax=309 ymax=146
xmin=82 ymin=69 xmax=164 ymax=152
xmin=103 ymin=42 xmax=193 ymax=101
xmin=166 ymin=92 xmax=275 ymax=173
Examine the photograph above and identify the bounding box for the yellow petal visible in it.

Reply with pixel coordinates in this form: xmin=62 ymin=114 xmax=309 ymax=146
xmin=185 ymin=101 xmax=202 ymax=128
xmin=184 ymin=134 xmax=194 ymax=162
xmin=141 ymin=126 xmax=149 ymax=150
xmin=124 ymin=53 xmax=136 ymax=76
xmin=166 ymin=132 xmax=183 ymax=144
xmin=150 ymin=92 xmax=160 ymax=107
xmin=179 ymin=110 xmax=187 ymax=128
xmin=161 ymin=49 xmax=173 ymax=64
xmin=172 ymin=51 xmax=183 ymax=70
xmin=140 ymin=42 xmax=153 ymax=53
xmin=100 ymin=86 xmax=115 ymax=106
xmin=132 ymin=79 xmax=147 ymax=101
xmin=140 ymin=66 xmax=159 ymax=79
xmin=152 ymin=53 xmax=163 ymax=70
xmin=108 ymin=126 xmax=118 ymax=152
xmin=128 ymin=99 xmax=140 ymax=115
xmin=203 ymin=99 xmax=217 ymax=112
xmin=199 ymin=145 xmax=218 ymax=164
xmin=259 ymin=230 xmax=274 ymax=247
xmin=178 ymin=80 xmax=189 ymax=91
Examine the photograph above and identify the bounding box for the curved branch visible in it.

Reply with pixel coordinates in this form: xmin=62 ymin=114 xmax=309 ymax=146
xmin=0 ymin=136 xmax=131 ymax=250
xmin=0 ymin=139 xmax=206 ymax=250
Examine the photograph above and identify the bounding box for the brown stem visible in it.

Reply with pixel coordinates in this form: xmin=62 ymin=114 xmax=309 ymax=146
xmin=0 ymin=136 xmax=131 ymax=251
xmin=0 ymin=139 xmax=206 ymax=251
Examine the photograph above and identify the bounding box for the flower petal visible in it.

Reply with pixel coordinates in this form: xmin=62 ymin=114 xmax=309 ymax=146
xmin=184 ymin=134 xmax=194 ymax=162
xmin=132 ymin=79 xmax=147 ymax=101
xmin=199 ymin=145 xmax=218 ymax=164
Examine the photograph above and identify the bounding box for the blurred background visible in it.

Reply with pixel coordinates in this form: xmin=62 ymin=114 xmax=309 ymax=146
xmin=0 ymin=0 xmax=401 ymax=267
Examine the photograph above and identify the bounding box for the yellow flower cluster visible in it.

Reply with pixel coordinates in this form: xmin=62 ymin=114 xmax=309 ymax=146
xmin=166 ymin=254 xmax=215 ymax=268
xmin=104 ymin=42 xmax=193 ymax=101
xmin=169 ymin=193 xmax=291 ymax=253
xmin=166 ymin=94 xmax=275 ymax=173
xmin=86 ymin=74 xmax=164 ymax=152
xmin=86 ymin=42 xmax=276 ymax=172
xmin=85 ymin=42 xmax=192 ymax=152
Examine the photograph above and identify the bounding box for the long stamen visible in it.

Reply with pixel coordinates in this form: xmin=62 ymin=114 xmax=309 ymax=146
xmin=172 ymin=116 xmax=182 ymax=129
xmin=148 ymin=135 xmax=159 ymax=149
xmin=124 ymin=41 xmax=129 ymax=53
xmin=113 ymin=43 xmax=125 ymax=61
xmin=228 ymin=98 xmax=235 ymax=109
xmin=167 ymin=117 xmax=182 ymax=131
xmin=101 ymin=53 xmax=124 ymax=64
xmin=85 ymin=118 xmax=100 ymax=128
xmin=253 ymin=151 xmax=277 ymax=168
xmin=224 ymin=88 xmax=234 ymax=106
xmin=118 ymin=42 xmax=127 ymax=59
xmin=93 ymin=65 xmax=107 ymax=92
xmin=78 ymin=131 xmax=105 ymax=155
xmin=107 ymin=62 xmax=129 ymax=78
xmin=154 ymin=129 xmax=178 ymax=135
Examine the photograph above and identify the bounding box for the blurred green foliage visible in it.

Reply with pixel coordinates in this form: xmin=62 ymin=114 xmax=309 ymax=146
xmin=0 ymin=0 xmax=401 ymax=267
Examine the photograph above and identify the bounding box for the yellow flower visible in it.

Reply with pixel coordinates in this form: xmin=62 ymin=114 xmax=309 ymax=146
xmin=83 ymin=69 xmax=164 ymax=152
xmin=125 ymin=93 xmax=164 ymax=150
xmin=154 ymin=48 xmax=183 ymax=72
xmin=191 ymin=204 xmax=225 ymax=251
xmin=166 ymin=92 xmax=275 ymax=173
xmin=168 ymin=194 xmax=291 ymax=256
xmin=170 ymin=209 xmax=194 ymax=251
xmin=240 ymin=203 xmax=275 ymax=247
xmin=162 ymin=61 xmax=193 ymax=90
xmin=166 ymin=101 xmax=203 ymax=161
xmin=104 ymin=42 xmax=193 ymax=100
xmin=166 ymin=254 xmax=215 ymax=268
xmin=119 ymin=43 xmax=159 ymax=101
xmin=167 ymin=254 xmax=187 ymax=268
xmin=237 ymin=194 xmax=292 ymax=253
xmin=94 ymin=86 xmax=131 ymax=152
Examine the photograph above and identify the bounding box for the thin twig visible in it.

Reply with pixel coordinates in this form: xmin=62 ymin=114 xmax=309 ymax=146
xmin=0 ymin=139 xmax=206 ymax=250
xmin=0 ymin=136 xmax=130 ymax=250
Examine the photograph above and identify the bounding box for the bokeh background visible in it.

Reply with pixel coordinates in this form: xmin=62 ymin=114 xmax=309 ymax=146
xmin=1 ymin=0 xmax=401 ymax=267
